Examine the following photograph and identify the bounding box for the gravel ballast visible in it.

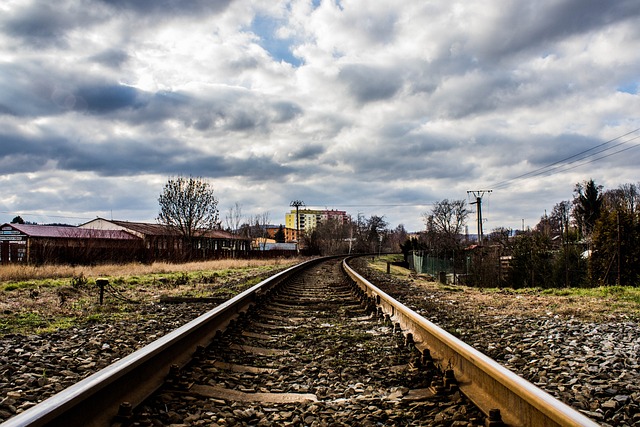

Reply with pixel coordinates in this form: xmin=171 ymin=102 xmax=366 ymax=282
xmin=1 ymin=259 xmax=639 ymax=426
xmin=353 ymin=259 xmax=640 ymax=427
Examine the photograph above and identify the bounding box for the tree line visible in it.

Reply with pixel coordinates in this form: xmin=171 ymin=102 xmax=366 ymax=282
xmin=158 ymin=175 xmax=639 ymax=287
xmin=402 ymin=179 xmax=640 ymax=288
xmin=157 ymin=176 xmax=410 ymax=256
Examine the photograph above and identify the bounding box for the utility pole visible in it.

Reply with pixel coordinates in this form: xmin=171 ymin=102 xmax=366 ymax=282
xmin=467 ymin=190 xmax=492 ymax=246
xmin=617 ymin=211 xmax=621 ymax=286
xmin=290 ymin=200 xmax=305 ymax=254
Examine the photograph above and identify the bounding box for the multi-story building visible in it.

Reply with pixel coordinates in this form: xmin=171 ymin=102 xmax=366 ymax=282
xmin=284 ymin=209 xmax=349 ymax=237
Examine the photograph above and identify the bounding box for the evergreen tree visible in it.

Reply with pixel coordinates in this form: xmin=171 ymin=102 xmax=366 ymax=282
xmin=11 ymin=216 xmax=25 ymax=224
xmin=573 ymin=179 xmax=603 ymax=238
xmin=274 ymin=225 xmax=286 ymax=243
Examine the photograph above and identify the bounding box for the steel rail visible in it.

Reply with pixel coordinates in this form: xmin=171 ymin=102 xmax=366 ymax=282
xmin=1 ymin=258 xmax=324 ymax=427
xmin=342 ymin=258 xmax=600 ymax=427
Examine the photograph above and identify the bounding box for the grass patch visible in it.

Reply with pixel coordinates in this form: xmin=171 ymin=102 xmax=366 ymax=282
xmin=0 ymin=312 xmax=47 ymax=334
xmin=367 ymin=254 xmax=412 ymax=277
xmin=0 ymin=258 xmax=303 ymax=336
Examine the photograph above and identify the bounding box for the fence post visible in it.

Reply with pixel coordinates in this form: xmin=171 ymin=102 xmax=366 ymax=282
xmin=438 ymin=271 xmax=447 ymax=284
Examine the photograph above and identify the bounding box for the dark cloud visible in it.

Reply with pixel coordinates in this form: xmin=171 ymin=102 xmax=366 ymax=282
xmin=478 ymin=0 xmax=640 ymax=59
xmin=0 ymin=62 xmax=149 ymax=117
xmin=97 ymin=0 xmax=232 ymax=17
xmin=0 ymin=63 xmax=60 ymax=117
xmin=288 ymin=144 xmax=326 ymax=161
xmin=0 ymin=133 xmax=67 ymax=173
xmin=339 ymin=64 xmax=403 ymax=103
xmin=168 ymin=94 xmax=302 ymax=134
xmin=272 ymin=101 xmax=303 ymax=123
xmin=0 ymin=104 xmax=15 ymax=115
xmin=77 ymin=85 xmax=146 ymax=113
xmin=527 ymin=133 xmax=603 ymax=167
xmin=0 ymin=128 xmax=294 ymax=181
xmin=90 ymin=49 xmax=130 ymax=69
xmin=2 ymin=2 xmax=102 ymax=48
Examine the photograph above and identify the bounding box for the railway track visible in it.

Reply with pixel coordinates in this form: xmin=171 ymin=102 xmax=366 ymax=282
xmin=1 ymin=257 xmax=600 ymax=427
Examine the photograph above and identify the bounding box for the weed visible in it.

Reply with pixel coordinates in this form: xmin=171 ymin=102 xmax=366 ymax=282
xmin=14 ymin=312 xmax=47 ymax=330
xmin=70 ymin=273 xmax=88 ymax=289
xmin=38 ymin=317 xmax=76 ymax=333
xmin=86 ymin=314 xmax=104 ymax=323
xmin=174 ymin=272 xmax=190 ymax=287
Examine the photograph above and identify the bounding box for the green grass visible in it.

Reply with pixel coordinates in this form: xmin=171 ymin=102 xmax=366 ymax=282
xmin=1 ymin=261 xmax=293 ymax=336
xmin=0 ymin=312 xmax=47 ymax=334
xmin=365 ymin=256 xmax=640 ymax=311
xmin=475 ymin=284 xmax=640 ymax=305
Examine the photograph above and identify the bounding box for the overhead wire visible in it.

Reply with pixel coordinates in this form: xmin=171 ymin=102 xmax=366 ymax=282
xmin=491 ymin=127 xmax=640 ymax=190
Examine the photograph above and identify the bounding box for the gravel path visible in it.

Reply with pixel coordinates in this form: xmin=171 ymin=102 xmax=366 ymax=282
xmin=1 ymin=259 xmax=639 ymax=426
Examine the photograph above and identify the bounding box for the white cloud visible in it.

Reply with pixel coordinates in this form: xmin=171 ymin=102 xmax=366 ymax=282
xmin=0 ymin=0 xmax=639 ymax=231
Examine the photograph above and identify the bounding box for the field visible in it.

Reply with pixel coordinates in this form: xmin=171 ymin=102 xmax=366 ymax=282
xmin=0 ymin=258 xmax=303 ymax=335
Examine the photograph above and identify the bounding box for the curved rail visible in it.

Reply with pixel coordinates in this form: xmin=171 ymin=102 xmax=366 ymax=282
xmin=1 ymin=258 xmax=324 ymax=427
xmin=343 ymin=258 xmax=600 ymax=427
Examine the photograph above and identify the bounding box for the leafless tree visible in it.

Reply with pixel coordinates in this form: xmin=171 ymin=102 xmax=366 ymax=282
xmin=225 ymin=202 xmax=244 ymax=234
xmin=157 ymin=176 xmax=219 ymax=258
xmin=422 ymin=199 xmax=469 ymax=252
xmin=603 ymin=183 xmax=639 ymax=222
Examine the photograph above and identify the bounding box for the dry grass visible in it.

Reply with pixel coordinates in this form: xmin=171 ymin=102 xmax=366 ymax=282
xmin=0 ymin=258 xmax=293 ymax=282
xmin=0 ymin=257 xmax=305 ymax=335
xmin=370 ymin=256 xmax=640 ymax=322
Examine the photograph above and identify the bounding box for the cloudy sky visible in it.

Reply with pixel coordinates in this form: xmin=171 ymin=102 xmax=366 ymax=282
xmin=1 ymin=0 xmax=639 ymax=233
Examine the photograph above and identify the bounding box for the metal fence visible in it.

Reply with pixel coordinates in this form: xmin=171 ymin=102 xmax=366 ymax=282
xmin=407 ymin=251 xmax=452 ymax=276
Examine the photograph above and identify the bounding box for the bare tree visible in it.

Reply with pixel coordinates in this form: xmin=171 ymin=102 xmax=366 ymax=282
xmin=604 ymin=183 xmax=639 ymax=222
xmin=255 ymin=211 xmax=271 ymax=250
xmin=157 ymin=176 xmax=219 ymax=258
xmin=225 ymin=202 xmax=244 ymax=234
xmin=423 ymin=199 xmax=469 ymax=251
xmin=307 ymin=217 xmax=351 ymax=255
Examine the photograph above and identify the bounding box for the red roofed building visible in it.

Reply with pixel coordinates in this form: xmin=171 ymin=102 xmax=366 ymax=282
xmin=80 ymin=218 xmax=250 ymax=261
xmin=0 ymin=223 xmax=140 ymax=265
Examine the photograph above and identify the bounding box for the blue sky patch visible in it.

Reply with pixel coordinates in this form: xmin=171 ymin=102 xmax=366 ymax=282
xmin=617 ymin=81 xmax=638 ymax=95
xmin=250 ymin=14 xmax=302 ymax=67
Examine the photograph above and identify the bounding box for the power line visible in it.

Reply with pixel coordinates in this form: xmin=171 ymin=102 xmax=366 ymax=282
xmin=494 ymin=134 xmax=640 ymax=189
xmin=542 ymin=137 xmax=640 ymax=175
xmin=491 ymin=127 xmax=640 ymax=190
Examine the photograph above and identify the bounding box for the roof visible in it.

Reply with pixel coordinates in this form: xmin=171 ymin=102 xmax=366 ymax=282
xmin=110 ymin=220 xmax=249 ymax=240
xmin=198 ymin=229 xmax=249 ymax=240
xmin=111 ymin=220 xmax=181 ymax=236
xmin=2 ymin=223 xmax=139 ymax=240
